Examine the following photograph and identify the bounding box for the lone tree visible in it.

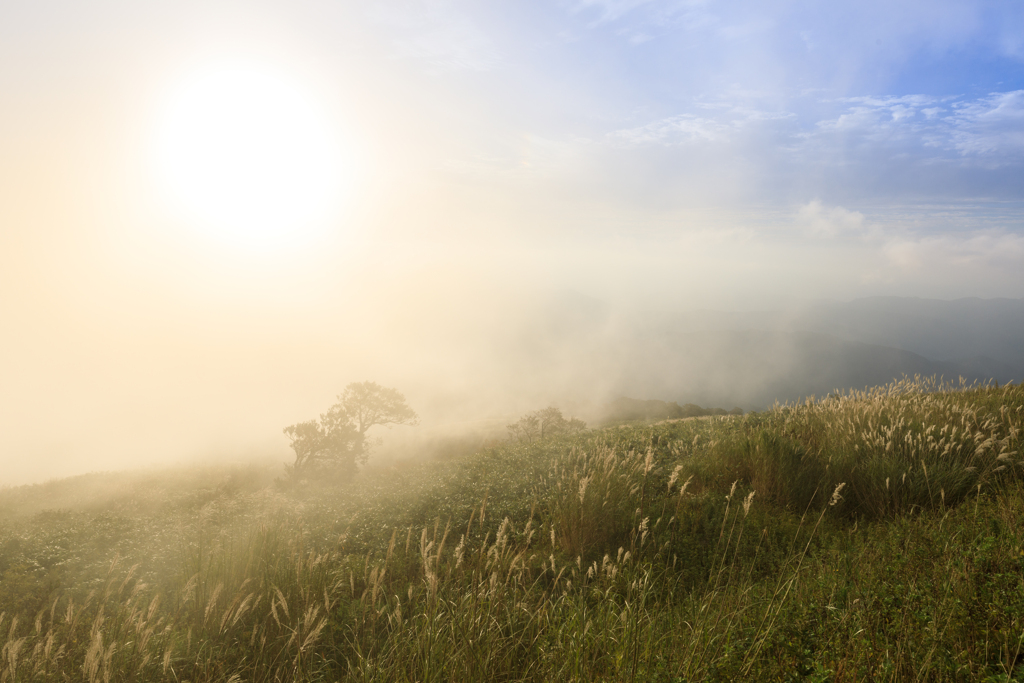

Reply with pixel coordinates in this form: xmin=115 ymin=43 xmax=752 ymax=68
xmin=332 ymin=381 xmax=418 ymax=438
xmin=284 ymin=381 xmax=418 ymax=478
xmin=507 ymin=407 xmax=585 ymax=444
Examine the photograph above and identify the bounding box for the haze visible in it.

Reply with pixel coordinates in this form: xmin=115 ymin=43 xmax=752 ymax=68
xmin=2 ymin=1 xmax=1023 ymax=486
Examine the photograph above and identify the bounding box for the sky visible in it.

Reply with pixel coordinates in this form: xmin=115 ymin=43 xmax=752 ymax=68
xmin=1 ymin=0 xmax=1023 ymax=485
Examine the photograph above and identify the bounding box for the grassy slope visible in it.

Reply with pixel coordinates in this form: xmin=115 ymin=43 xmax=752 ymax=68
xmin=1 ymin=378 xmax=1023 ymax=682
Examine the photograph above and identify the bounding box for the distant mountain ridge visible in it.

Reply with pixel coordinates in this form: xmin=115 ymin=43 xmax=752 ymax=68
xmin=509 ymin=294 xmax=1024 ymax=412
xmin=668 ymin=297 xmax=1024 ymax=370
xmin=606 ymin=329 xmax=1011 ymax=411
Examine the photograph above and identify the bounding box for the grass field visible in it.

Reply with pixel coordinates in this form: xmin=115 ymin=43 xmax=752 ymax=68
xmin=2 ymin=376 xmax=1023 ymax=681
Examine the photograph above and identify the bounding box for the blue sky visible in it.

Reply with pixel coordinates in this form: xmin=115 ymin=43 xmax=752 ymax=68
xmin=384 ymin=0 xmax=1024 ymax=205
xmin=345 ymin=0 xmax=1024 ymax=302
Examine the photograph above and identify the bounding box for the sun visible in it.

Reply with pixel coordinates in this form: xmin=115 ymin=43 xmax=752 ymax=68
xmin=153 ymin=64 xmax=343 ymax=250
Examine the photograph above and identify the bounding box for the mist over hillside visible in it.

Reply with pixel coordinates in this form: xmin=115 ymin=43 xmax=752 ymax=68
xmin=504 ymin=294 xmax=1024 ymax=413
xmin=669 ymin=297 xmax=1024 ymax=369
xmin=2 ymin=290 xmax=1021 ymax=486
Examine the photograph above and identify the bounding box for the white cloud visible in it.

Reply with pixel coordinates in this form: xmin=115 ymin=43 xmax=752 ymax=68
xmin=796 ymin=201 xmax=868 ymax=237
xmin=369 ymin=2 xmax=499 ymax=73
xmin=947 ymin=90 xmax=1024 ymax=158
xmin=807 ymin=91 xmax=1024 ymax=165
xmin=568 ymin=0 xmax=658 ymax=23
xmin=565 ymin=0 xmax=714 ymax=33
xmin=881 ymin=230 xmax=1024 ymax=274
xmin=610 ymin=104 xmax=793 ymax=145
xmin=812 ymin=95 xmax=941 ymax=142
xmin=611 ymin=114 xmax=729 ymax=144
xmin=624 ymin=30 xmax=654 ymax=44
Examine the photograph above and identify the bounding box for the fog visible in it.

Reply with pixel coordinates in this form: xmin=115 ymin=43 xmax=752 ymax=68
xmin=2 ymin=1 xmax=1023 ymax=485
xmin=4 ymin=266 xmax=1022 ymax=485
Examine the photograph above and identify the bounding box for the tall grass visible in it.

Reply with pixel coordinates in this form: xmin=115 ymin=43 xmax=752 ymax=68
xmin=683 ymin=376 xmax=1022 ymax=518
xmin=1 ymin=377 xmax=1022 ymax=681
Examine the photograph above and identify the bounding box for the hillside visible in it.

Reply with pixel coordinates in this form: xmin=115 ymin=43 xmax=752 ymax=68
xmin=1 ymin=377 xmax=1023 ymax=681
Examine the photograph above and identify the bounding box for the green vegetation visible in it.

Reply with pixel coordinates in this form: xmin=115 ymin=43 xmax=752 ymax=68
xmin=601 ymin=397 xmax=744 ymax=424
xmin=1 ymin=377 xmax=1023 ymax=681
xmin=284 ymin=382 xmax=418 ymax=479
xmin=506 ymin=406 xmax=586 ymax=443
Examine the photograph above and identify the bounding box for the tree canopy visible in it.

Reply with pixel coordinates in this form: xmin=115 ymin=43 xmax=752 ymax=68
xmin=507 ymin=407 xmax=586 ymax=444
xmin=284 ymin=382 xmax=418 ymax=478
xmin=331 ymin=382 xmax=419 ymax=437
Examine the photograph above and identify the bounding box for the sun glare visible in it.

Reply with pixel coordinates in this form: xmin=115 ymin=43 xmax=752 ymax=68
xmin=153 ymin=64 xmax=343 ymax=250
